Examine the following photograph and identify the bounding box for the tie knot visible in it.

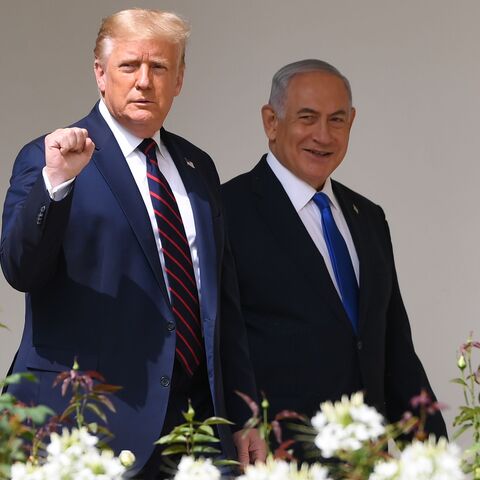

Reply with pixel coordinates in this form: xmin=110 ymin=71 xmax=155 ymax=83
xmin=138 ymin=138 xmax=157 ymax=157
xmin=313 ymin=192 xmax=331 ymax=211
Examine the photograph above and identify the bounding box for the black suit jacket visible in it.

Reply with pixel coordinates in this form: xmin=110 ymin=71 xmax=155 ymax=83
xmin=221 ymin=155 xmax=446 ymax=440
xmin=0 ymin=104 xmax=256 ymax=475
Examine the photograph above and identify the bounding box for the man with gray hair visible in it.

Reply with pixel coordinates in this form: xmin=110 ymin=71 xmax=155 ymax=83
xmin=222 ymin=59 xmax=447 ymax=459
xmin=1 ymin=8 xmax=264 ymax=478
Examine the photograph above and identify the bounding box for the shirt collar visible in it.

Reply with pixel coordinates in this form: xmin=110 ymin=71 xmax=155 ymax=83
xmin=98 ymin=100 xmax=164 ymax=158
xmin=266 ymin=150 xmax=340 ymax=212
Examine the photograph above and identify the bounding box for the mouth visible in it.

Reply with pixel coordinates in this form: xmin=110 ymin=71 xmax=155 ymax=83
xmin=303 ymin=148 xmax=333 ymax=157
xmin=131 ymin=99 xmax=154 ymax=105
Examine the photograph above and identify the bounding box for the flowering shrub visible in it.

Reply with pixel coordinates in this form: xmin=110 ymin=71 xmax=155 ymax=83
xmin=173 ymin=455 xmax=221 ymax=480
xmin=370 ymin=437 xmax=464 ymax=480
xmin=311 ymin=392 xmax=385 ymax=458
xmin=0 ymin=327 xmax=478 ymax=479
xmin=238 ymin=458 xmax=332 ymax=480
xmin=453 ymin=333 xmax=480 ymax=478
xmin=10 ymin=427 xmax=126 ymax=480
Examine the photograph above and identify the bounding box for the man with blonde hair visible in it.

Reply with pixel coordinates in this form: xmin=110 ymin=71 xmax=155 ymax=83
xmin=1 ymin=9 xmax=264 ymax=478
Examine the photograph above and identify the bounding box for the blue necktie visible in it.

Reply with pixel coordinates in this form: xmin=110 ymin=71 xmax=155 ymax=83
xmin=313 ymin=192 xmax=359 ymax=333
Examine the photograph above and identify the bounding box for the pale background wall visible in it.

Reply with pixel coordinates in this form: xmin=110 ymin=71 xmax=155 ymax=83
xmin=1 ymin=0 xmax=479 ymax=441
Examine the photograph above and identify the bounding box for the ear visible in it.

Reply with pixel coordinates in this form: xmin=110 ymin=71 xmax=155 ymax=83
xmin=94 ymin=59 xmax=106 ymax=95
xmin=174 ymin=64 xmax=185 ymax=97
xmin=348 ymin=107 xmax=356 ymax=130
xmin=261 ymin=104 xmax=279 ymax=141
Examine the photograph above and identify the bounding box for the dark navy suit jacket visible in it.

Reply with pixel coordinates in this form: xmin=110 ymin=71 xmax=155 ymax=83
xmin=0 ymin=103 xmax=256 ymax=476
xmin=222 ymin=156 xmax=447 ymax=448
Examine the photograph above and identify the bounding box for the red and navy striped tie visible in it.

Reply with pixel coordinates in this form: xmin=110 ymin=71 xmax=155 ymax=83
xmin=139 ymin=138 xmax=203 ymax=376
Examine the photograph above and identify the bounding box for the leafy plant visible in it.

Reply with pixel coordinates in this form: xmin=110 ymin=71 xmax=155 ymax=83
xmin=155 ymin=400 xmax=238 ymax=473
xmin=0 ymin=373 xmax=53 ymax=479
xmin=52 ymin=358 xmax=122 ymax=448
xmin=236 ymin=390 xmax=307 ymax=461
xmin=452 ymin=333 xmax=480 ymax=479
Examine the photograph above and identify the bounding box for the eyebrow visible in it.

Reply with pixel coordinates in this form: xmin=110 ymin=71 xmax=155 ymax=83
xmin=296 ymin=108 xmax=348 ymax=116
xmin=297 ymin=108 xmax=318 ymax=115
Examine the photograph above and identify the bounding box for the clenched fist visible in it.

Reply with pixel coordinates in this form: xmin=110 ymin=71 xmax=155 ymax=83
xmin=44 ymin=128 xmax=95 ymax=188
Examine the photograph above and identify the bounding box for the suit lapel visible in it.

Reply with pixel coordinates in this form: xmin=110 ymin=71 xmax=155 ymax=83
xmin=83 ymin=106 xmax=170 ymax=307
xmin=252 ymin=157 xmax=353 ymax=334
xmin=332 ymin=181 xmax=372 ymax=334
xmin=161 ymin=129 xmax=218 ymax=349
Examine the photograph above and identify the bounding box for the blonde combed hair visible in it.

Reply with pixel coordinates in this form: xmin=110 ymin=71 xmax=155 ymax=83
xmin=94 ymin=8 xmax=190 ymax=65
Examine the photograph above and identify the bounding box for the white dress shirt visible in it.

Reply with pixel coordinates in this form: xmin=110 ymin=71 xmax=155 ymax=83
xmin=266 ymin=151 xmax=359 ymax=295
xmin=43 ymin=100 xmax=201 ymax=299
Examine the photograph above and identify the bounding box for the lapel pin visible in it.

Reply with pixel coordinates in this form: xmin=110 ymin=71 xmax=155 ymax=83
xmin=185 ymin=158 xmax=195 ymax=169
xmin=353 ymin=204 xmax=359 ymax=214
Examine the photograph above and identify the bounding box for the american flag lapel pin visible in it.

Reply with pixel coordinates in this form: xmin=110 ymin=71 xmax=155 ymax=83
xmin=353 ymin=204 xmax=359 ymax=214
xmin=185 ymin=158 xmax=195 ymax=169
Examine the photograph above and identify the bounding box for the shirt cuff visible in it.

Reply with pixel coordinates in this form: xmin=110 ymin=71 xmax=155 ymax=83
xmin=42 ymin=167 xmax=75 ymax=201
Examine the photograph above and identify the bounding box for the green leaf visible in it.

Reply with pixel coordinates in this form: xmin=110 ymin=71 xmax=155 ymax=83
xmin=0 ymin=372 xmax=38 ymax=388
xmin=155 ymin=434 xmax=188 ymax=444
xmin=161 ymin=445 xmax=189 ymax=456
xmin=452 ymin=423 xmax=472 ymax=440
xmin=451 ymin=378 xmax=468 ymax=387
xmin=197 ymin=425 xmax=214 ymax=436
xmin=0 ymin=392 xmax=17 ymax=406
xmin=464 ymin=442 xmax=480 ymax=456
xmin=203 ymin=416 xmax=234 ymax=426
xmin=214 ymin=459 xmax=241 ymax=467
xmin=24 ymin=405 xmax=54 ymax=424
xmin=85 ymin=403 xmax=107 ymax=423
xmin=191 ymin=433 xmax=220 ymax=443
xmin=191 ymin=445 xmax=221 ymax=454
xmin=61 ymin=404 xmax=78 ymax=419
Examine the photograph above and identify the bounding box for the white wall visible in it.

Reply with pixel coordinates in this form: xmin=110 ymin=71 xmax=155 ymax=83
xmin=1 ymin=0 xmax=479 ymax=442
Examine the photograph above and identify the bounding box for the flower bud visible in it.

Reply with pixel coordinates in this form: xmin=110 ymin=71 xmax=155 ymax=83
xmin=474 ymin=466 xmax=480 ymax=480
xmin=457 ymin=354 xmax=466 ymax=370
xmin=261 ymin=397 xmax=270 ymax=409
xmin=72 ymin=358 xmax=80 ymax=371
xmin=119 ymin=449 xmax=136 ymax=468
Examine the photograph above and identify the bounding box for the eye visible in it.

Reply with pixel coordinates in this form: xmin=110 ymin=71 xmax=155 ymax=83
xmin=119 ymin=63 xmax=136 ymax=72
xmin=152 ymin=63 xmax=167 ymax=71
xmin=299 ymin=115 xmax=316 ymax=124
xmin=330 ymin=116 xmax=346 ymax=127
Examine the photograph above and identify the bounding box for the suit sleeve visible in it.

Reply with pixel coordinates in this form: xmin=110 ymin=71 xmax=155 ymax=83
xmin=1 ymin=140 xmax=73 ymax=292
xmin=381 ymin=212 xmax=447 ymax=438
xmin=219 ymin=230 xmax=259 ymax=429
xmin=197 ymin=154 xmax=258 ymax=429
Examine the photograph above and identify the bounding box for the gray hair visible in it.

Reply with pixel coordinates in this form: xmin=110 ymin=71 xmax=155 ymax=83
xmin=268 ymin=59 xmax=352 ymax=116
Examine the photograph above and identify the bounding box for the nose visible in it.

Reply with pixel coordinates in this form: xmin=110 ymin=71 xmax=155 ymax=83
xmin=135 ymin=64 xmax=151 ymax=90
xmin=313 ymin=119 xmax=333 ymax=145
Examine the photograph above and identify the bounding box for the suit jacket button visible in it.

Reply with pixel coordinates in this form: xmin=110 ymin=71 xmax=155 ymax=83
xmin=40 ymin=205 xmax=46 ymax=213
xmin=160 ymin=376 xmax=170 ymax=387
xmin=167 ymin=322 xmax=175 ymax=331
xmin=357 ymin=340 xmax=363 ymax=351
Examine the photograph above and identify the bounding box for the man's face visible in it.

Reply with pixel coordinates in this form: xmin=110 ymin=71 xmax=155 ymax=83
xmin=262 ymin=71 xmax=355 ymax=190
xmin=94 ymin=37 xmax=184 ymax=138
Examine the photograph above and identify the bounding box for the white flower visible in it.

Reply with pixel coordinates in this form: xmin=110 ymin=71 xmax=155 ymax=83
xmin=238 ymin=458 xmax=332 ymax=480
xmin=370 ymin=459 xmax=400 ymax=480
xmin=369 ymin=437 xmax=465 ymax=480
xmin=311 ymin=392 xmax=385 ymax=458
xmin=174 ymin=455 xmax=221 ymax=480
xmin=11 ymin=427 xmax=126 ymax=480
xmin=398 ymin=437 xmax=464 ymax=480
xmin=119 ymin=449 xmax=136 ymax=468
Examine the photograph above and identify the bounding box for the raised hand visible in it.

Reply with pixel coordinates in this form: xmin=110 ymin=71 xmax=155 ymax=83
xmin=44 ymin=128 xmax=95 ymax=188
